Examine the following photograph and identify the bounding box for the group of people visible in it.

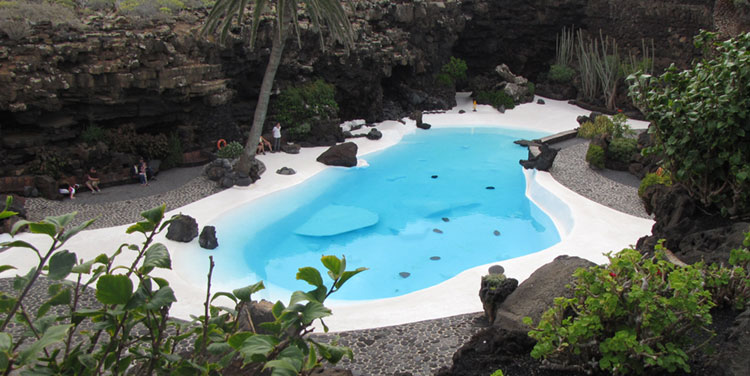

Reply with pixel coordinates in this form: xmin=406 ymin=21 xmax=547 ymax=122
xmin=58 ymin=123 xmax=284 ymax=201
xmin=58 ymin=158 xmax=150 ymax=199
xmin=57 ymin=122 xmax=283 ymax=201
xmin=58 ymin=166 xmax=102 ymax=199
xmin=257 ymin=122 xmax=282 ymax=155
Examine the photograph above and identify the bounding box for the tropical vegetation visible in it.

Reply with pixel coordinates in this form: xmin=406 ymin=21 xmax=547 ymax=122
xmin=548 ymin=27 xmax=653 ymax=111
xmin=0 ymin=199 xmax=364 ymax=375
xmin=526 ymin=237 xmax=750 ymax=375
xmin=437 ymin=56 xmax=468 ymax=87
xmin=202 ymin=0 xmax=354 ymax=175
xmin=628 ymin=30 xmax=750 ymax=218
xmin=272 ymin=79 xmax=339 ymax=140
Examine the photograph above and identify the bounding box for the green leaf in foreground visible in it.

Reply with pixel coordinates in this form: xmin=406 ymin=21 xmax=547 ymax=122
xmin=142 ymin=243 xmax=171 ymax=270
xmin=144 ymin=286 xmax=177 ymax=310
xmin=18 ymin=324 xmax=71 ymax=366
xmin=141 ymin=205 xmax=166 ymax=225
xmin=96 ymin=275 xmax=133 ymax=305
xmin=48 ymin=250 xmax=76 ymax=280
xmin=233 ymin=281 xmax=265 ymax=303
xmin=320 ymin=256 xmax=343 ymax=279
xmin=238 ymin=335 xmax=278 ymax=363
xmin=296 ymin=267 xmax=323 ymax=288
xmin=333 ymin=267 xmax=368 ymax=290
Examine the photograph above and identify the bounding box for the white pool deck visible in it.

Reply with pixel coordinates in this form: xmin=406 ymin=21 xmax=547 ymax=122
xmin=0 ymin=94 xmax=654 ymax=332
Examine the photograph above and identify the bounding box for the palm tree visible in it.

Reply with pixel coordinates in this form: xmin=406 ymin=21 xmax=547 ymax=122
xmin=203 ymin=0 xmax=355 ymax=175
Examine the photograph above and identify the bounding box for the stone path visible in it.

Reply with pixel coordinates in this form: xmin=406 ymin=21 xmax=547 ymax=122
xmin=22 ymin=165 xmax=222 ymax=229
xmin=549 ymin=138 xmax=650 ymax=219
xmin=5 ymin=136 xmax=649 ymax=375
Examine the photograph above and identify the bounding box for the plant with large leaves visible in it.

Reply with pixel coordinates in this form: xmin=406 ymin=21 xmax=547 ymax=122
xmin=628 ymin=30 xmax=750 ymax=218
xmin=201 ymin=254 xmax=367 ymax=375
xmin=203 ymin=0 xmax=355 ymax=175
xmin=0 ymin=197 xmax=366 ymax=375
xmin=0 ymin=199 xmax=183 ymax=375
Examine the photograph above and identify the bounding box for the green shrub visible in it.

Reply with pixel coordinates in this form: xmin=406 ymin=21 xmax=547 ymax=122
xmin=52 ymin=0 xmax=76 ymax=8
xmin=475 ymin=90 xmax=515 ymax=111
xmin=628 ymin=30 xmax=750 ymax=217
xmin=578 ymin=116 xmax=615 ymax=139
xmin=0 ymin=200 xmax=365 ymax=375
xmin=607 ymin=137 xmax=637 ymax=163
xmin=105 ymin=124 xmax=168 ymax=160
xmin=525 ymin=247 xmax=715 ymax=375
xmin=610 ymin=113 xmax=634 ymax=138
xmin=286 ymin=122 xmax=311 ymax=140
xmin=703 ymin=231 xmax=750 ymax=310
xmin=28 ymin=147 xmax=69 ymax=179
xmin=216 ymin=140 xmax=243 ymax=159
xmin=84 ymin=0 xmax=116 ymax=11
xmin=161 ymin=133 xmax=183 ymax=169
xmin=117 ymin=0 xmax=184 ymax=20
xmin=490 ymin=369 xmax=504 ymax=376
xmin=482 ymin=273 xmax=507 ymax=291
xmin=0 ymin=0 xmax=82 ymax=28
xmin=118 ymin=0 xmax=184 ymax=13
xmin=0 ymin=18 xmax=30 ymax=41
xmin=272 ymin=79 xmax=338 ymax=141
xmin=638 ymin=171 xmax=673 ymax=197
xmin=182 ymin=0 xmax=214 ymax=9
xmin=437 ymin=56 xmax=467 ymax=87
xmin=527 ymin=81 xmax=535 ymax=97
xmin=81 ymin=124 xmax=106 ymax=145
xmin=585 ymin=143 xmax=605 ymax=169
xmin=547 ymin=64 xmax=576 ymax=83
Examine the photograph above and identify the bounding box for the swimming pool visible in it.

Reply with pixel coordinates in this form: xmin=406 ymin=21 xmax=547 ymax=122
xmin=206 ymin=127 xmax=561 ymax=300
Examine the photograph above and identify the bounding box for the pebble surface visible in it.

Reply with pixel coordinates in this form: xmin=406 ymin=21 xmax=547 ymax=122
xmin=549 ymin=139 xmax=650 ymax=219
xmin=23 ymin=166 xmax=222 ymax=229
xmin=5 ymin=138 xmax=649 ymax=375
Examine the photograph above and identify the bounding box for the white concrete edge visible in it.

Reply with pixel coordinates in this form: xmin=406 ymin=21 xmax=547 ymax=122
xmin=0 ymin=94 xmax=653 ymax=332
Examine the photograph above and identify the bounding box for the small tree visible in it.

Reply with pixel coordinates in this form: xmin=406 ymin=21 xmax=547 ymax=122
xmin=203 ymin=0 xmax=354 ymax=176
xmin=436 ymin=56 xmax=468 ymax=87
xmin=628 ymin=30 xmax=750 ymax=218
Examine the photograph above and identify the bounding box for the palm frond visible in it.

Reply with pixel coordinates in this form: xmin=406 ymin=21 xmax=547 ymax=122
xmin=249 ymin=0 xmax=271 ymax=49
xmin=203 ymin=0 xmax=353 ymax=51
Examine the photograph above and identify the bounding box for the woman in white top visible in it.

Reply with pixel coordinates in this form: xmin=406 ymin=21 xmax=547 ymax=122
xmin=272 ymin=122 xmax=281 ymax=152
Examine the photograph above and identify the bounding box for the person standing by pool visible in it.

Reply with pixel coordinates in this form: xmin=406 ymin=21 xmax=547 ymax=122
xmin=272 ymin=122 xmax=282 ymax=152
xmin=85 ymin=167 xmax=102 ymax=194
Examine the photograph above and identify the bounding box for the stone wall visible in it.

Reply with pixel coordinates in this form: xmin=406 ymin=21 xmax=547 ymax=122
xmin=455 ymin=0 xmax=721 ymax=80
xmin=1 ymin=0 xmax=747 ymax=188
xmin=0 ymin=1 xmax=465 ymax=185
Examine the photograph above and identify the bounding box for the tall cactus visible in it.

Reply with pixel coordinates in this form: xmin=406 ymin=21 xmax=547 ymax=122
xmin=576 ymin=30 xmax=599 ymax=103
xmin=592 ymin=31 xmax=620 ymax=111
xmin=555 ymin=26 xmax=575 ymax=67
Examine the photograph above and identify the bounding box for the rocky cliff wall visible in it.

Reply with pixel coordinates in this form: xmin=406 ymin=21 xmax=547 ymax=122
xmin=455 ymin=0 xmax=720 ymax=80
xmin=0 ymin=0 xmax=464 ymax=183
xmin=1 ymin=0 xmax=747 ymax=186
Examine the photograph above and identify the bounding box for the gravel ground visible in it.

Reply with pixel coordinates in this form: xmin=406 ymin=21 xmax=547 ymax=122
xmin=548 ymin=138 xmax=650 ymax=219
xmin=22 ymin=165 xmax=222 ymax=229
xmin=5 ymin=138 xmax=649 ymax=375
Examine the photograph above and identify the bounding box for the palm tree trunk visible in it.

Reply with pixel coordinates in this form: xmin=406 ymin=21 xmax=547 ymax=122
xmin=236 ymin=26 xmax=288 ymax=175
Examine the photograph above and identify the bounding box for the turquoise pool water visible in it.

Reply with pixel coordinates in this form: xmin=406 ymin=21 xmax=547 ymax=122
xmin=209 ymin=127 xmax=560 ymax=300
